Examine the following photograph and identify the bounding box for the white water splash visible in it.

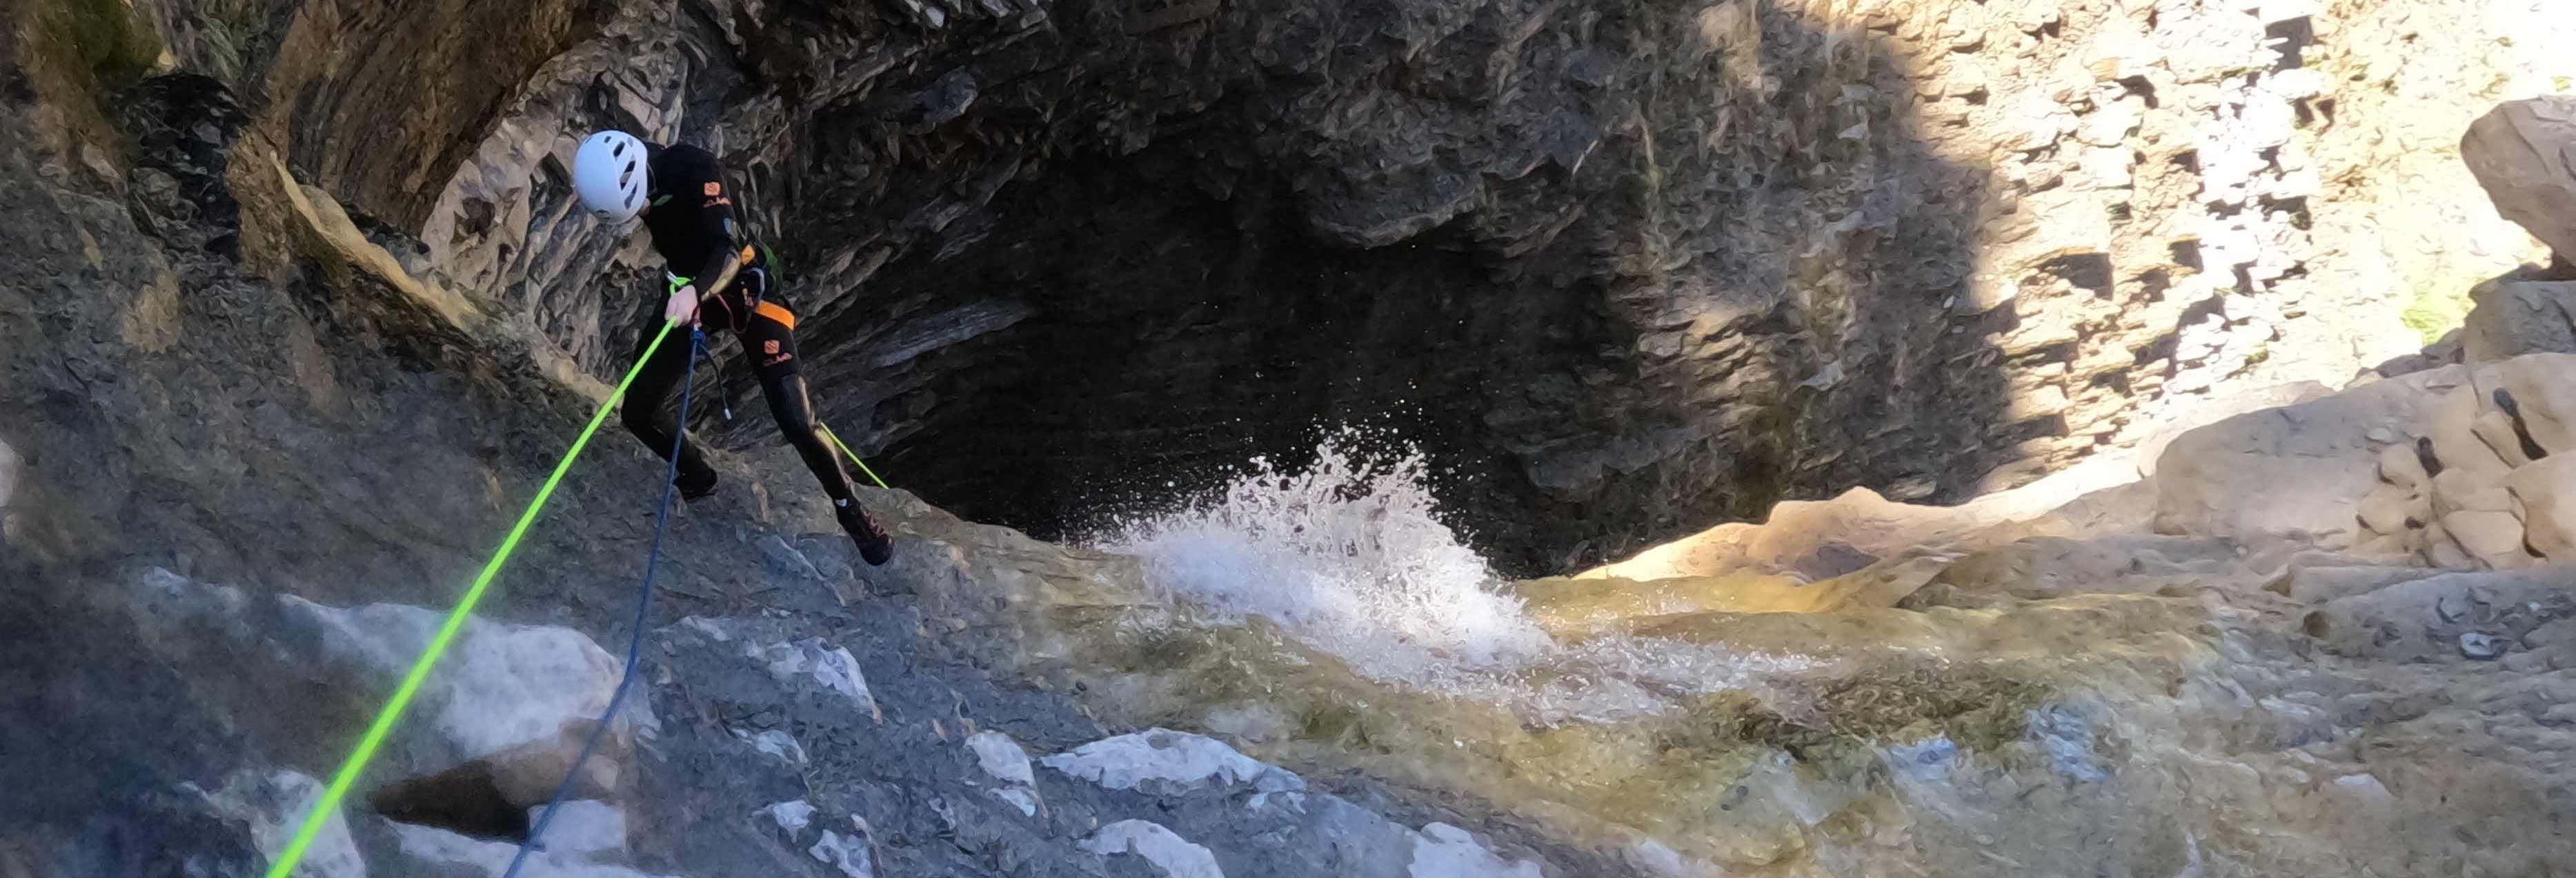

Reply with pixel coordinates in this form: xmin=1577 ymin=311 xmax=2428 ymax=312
xmin=1095 ymin=436 xmax=1553 ymax=686
xmin=1096 ymin=432 xmax=1810 ymax=724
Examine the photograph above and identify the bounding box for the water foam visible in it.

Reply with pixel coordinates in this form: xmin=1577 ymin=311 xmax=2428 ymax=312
xmin=1094 ymin=431 xmax=1811 ymax=724
xmin=1093 ymin=435 xmax=1553 ymax=686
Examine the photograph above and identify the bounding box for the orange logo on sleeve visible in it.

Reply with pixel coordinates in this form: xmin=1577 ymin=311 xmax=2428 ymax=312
xmin=703 ymin=181 xmax=722 ymax=196
xmin=763 ymin=340 xmax=780 ymax=355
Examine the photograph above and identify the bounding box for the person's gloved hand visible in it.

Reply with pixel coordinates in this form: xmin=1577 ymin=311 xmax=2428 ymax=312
xmin=664 ymin=285 xmax=700 ymax=326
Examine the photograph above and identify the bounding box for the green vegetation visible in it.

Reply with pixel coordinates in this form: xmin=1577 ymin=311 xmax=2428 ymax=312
xmin=2401 ymin=285 xmax=2472 ymax=346
xmin=1689 ymin=661 xmax=2050 ymax=759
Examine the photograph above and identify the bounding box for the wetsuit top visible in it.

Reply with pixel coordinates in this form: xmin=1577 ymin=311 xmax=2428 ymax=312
xmin=642 ymin=143 xmax=750 ymax=295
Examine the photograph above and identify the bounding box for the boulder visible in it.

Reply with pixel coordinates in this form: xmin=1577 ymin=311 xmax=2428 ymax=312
xmin=2379 ymin=442 xmax=2432 ymax=493
xmin=2461 ymin=272 xmax=2576 ymax=363
xmin=2473 ymin=410 xmax=2537 ymax=468
xmin=2430 ymin=468 xmax=2517 ymax=517
xmin=2442 ymin=510 xmax=2533 ymax=570
xmin=2155 ymin=366 xmax=2481 ymax=541
xmin=2132 ymin=381 xmax=2339 ymax=477
xmin=2152 ymin=358 xmax=2576 ymax=544
xmin=2346 ymin=532 xmax=2417 ymax=563
xmin=2428 ymin=387 xmax=2514 ymax=486
xmin=2421 ymin=521 xmax=2477 ymax=569
xmin=2355 ymin=485 xmax=2426 ymax=536
xmin=2462 ymin=97 xmax=2576 ymax=261
xmin=2496 ymin=354 xmax=2576 ymax=455
xmin=2508 ymin=455 xmax=2576 ymax=559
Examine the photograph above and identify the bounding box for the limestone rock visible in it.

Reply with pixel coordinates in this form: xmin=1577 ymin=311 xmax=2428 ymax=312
xmin=754 ymin=637 xmax=884 ymax=724
xmin=2507 ymin=455 xmax=2576 ymax=559
xmin=2421 ymin=521 xmax=2477 ymax=569
xmin=1411 ymin=823 xmax=1545 ymax=878
xmin=2463 ymin=97 xmax=2576 ymax=261
xmin=2267 ymin=562 xmax=2439 ymax=605
xmin=2154 ymin=367 xmax=2479 ymax=541
xmin=2462 ymin=272 xmax=2576 ymax=363
xmin=1078 ymin=821 xmax=1225 ymax=878
xmin=965 ymin=731 xmax=1036 ymax=787
xmin=193 ymin=771 xmax=368 ymax=878
xmin=2428 ymin=386 xmax=2514 ymax=486
xmin=2379 ymin=442 xmax=2432 ymax=493
xmin=2430 ymin=468 xmax=2517 ymax=517
xmin=2472 ymin=410 xmax=2537 ymax=468
xmin=2441 ymin=510 xmax=2530 ymax=570
xmin=387 ymin=801 xmax=673 ymax=878
xmin=1040 ymin=729 xmax=1276 ymax=795
xmin=2154 ymin=356 xmax=2576 ymax=566
xmin=2308 ymin=568 xmax=2576 ymax=663
xmin=810 ymin=828 xmax=878 ymax=878
xmin=2496 ymin=355 xmax=2576 ymax=455
xmin=2355 ymin=486 xmax=2427 ymax=537
xmin=966 ymin=730 xmax=1042 ymax=817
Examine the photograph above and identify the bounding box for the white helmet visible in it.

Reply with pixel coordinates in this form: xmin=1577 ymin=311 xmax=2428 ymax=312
xmin=573 ymin=130 xmax=649 ymax=223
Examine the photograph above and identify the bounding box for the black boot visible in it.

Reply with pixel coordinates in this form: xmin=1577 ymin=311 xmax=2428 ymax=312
xmin=838 ymin=499 xmax=892 ymax=566
xmin=676 ymin=466 xmax=718 ymax=503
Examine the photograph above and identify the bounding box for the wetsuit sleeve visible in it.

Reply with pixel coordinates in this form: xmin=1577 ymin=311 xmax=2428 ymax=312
xmin=687 ymin=170 xmax=742 ymax=297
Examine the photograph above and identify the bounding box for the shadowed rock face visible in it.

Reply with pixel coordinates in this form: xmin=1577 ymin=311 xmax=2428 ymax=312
xmin=217 ymin=0 xmax=2014 ymax=574
xmin=827 ymin=115 xmax=1997 ymax=575
xmin=82 ymin=0 xmax=2562 ymax=572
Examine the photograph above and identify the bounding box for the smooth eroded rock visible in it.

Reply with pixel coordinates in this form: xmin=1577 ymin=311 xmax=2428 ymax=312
xmin=2463 ymin=97 xmax=2576 ymax=260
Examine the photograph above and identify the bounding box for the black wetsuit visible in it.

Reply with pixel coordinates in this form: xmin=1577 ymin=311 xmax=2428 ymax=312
xmin=620 ymin=143 xmax=862 ymax=516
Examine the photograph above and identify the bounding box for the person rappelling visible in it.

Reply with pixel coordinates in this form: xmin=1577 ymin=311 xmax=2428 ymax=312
xmin=570 ymin=130 xmax=893 ymax=566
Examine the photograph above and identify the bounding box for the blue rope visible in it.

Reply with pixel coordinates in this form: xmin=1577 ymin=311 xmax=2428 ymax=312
xmin=697 ymin=333 xmax=733 ymax=422
xmin=503 ymin=327 xmax=704 ymax=877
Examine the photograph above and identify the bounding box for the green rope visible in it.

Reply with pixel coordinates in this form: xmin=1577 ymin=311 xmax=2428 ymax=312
xmin=818 ymin=423 xmax=890 ymax=490
xmin=263 ymin=320 xmax=680 ymax=878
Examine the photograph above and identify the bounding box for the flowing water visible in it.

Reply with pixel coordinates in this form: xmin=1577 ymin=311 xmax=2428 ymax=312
xmin=973 ymin=432 xmax=2405 ymax=874
xmin=1094 ymin=438 xmax=1551 ymax=682
xmin=1063 ymin=435 xmax=2030 ymax=868
xmin=1091 ymin=435 xmax=1816 ymax=727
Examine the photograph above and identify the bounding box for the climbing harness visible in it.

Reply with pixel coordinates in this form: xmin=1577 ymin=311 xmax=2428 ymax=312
xmin=261 ymin=320 xmax=685 ymax=878
xmin=501 ymin=328 xmax=704 ymax=878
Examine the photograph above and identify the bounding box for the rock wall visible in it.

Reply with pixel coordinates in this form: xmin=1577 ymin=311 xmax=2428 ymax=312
xmin=32 ymin=559 xmax=1596 ymax=878
xmin=48 ymin=0 xmax=2576 ymax=574
xmin=32 ymin=1 xmax=2576 ymax=872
